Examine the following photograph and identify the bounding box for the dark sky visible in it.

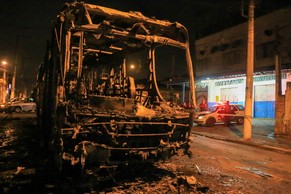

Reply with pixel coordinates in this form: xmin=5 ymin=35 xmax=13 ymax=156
xmin=0 ymin=0 xmax=290 ymax=90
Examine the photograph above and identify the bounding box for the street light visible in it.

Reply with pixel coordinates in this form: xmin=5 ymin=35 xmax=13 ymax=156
xmin=130 ymin=64 xmax=135 ymax=69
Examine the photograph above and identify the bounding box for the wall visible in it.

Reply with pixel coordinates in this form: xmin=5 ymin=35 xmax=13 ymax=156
xmin=195 ymin=6 xmax=291 ymax=78
xmin=201 ymin=73 xmax=287 ymax=118
xmin=284 ymin=82 xmax=291 ymax=135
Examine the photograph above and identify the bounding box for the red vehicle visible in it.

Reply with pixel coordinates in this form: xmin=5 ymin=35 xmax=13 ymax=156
xmin=194 ymin=103 xmax=245 ymax=126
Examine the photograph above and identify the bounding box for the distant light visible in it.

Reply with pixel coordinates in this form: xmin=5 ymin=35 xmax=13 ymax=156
xmin=201 ymin=78 xmax=210 ymax=83
xmin=130 ymin=64 xmax=135 ymax=69
xmin=1 ymin=61 xmax=7 ymax=65
xmin=109 ymin=45 xmax=123 ymax=50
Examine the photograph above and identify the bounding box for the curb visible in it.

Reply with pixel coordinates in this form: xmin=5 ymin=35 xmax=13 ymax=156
xmin=192 ymin=131 xmax=291 ymax=155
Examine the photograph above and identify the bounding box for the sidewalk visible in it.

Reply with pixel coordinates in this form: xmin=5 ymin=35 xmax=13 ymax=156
xmin=0 ymin=112 xmax=37 ymax=121
xmin=191 ymin=118 xmax=291 ymax=155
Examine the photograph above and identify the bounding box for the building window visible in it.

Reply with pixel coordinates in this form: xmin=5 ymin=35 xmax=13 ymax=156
xmin=197 ymin=57 xmax=211 ymax=71
xmin=220 ymin=43 xmax=229 ymax=51
xmin=223 ymin=50 xmax=241 ymax=66
xmin=256 ymin=41 xmax=276 ymax=60
xmin=231 ymin=39 xmax=243 ymax=48
xmin=211 ymin=45 xmax=219 ymax=53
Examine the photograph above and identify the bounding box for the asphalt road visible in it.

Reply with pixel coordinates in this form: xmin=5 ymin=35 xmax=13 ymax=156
xmin=0 ymin=112 xmax=37 ymax=120
xmin=188 ymin=134 xmax=291 ymax=193
xmin=1 ymin=115 xmax=291 ymax=193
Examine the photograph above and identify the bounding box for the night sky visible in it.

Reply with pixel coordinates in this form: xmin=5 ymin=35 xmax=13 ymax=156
xmin=0 ymin=0 xmax=290 ymax=91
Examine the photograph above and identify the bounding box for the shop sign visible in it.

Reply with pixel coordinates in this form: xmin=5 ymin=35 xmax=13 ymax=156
xmin=214 ymin=74 xmax=277 ymax=86
xmin=215 ymin=78 xmax=244 ymax=86
xmin=254 ymin=75 xmax=275 ymax=82
xmin=195 ymin=82 xmax=208 ymax=88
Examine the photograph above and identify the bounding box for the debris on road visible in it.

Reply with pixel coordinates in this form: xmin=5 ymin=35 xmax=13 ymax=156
xmin=14 ymin=166 xmax=25 ymax=175
xmin=195 ymin=164 xmax=202 ymax=175
xmin=236 ymin=166 xmax=273 ymax=178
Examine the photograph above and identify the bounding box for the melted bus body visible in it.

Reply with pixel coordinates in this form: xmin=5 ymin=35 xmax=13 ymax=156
xmin=35 ymin=2 xmax=195 ymax=175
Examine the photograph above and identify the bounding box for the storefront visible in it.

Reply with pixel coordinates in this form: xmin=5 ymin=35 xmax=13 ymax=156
xmin=198 ymin=72 xmax=290 ymax=118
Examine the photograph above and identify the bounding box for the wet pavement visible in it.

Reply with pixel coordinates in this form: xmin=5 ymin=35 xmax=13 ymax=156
xmin=1 ymin=112 xmax=291 ymax=193
xmin=192 ymin=118 xmax=291 ymax=155
xmin=1 ymin=112 xmax=291 ymax=155
xmin=0 ymin=112 xmax=212 ymax=193
xmin=0 ymin=112 xmax=37 ymax=120
xmin=1 ymin=112 xmax=291 ymax=154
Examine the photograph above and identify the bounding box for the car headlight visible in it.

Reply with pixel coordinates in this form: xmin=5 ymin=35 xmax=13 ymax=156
xmin=198 ymin=115 xmax=205 ymax=119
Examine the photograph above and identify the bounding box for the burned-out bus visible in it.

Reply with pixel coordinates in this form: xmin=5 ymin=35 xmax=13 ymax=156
xmin=35 ymin=2 xmax=196 ymax=176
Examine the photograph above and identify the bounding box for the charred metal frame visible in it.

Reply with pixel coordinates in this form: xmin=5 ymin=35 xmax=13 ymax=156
xmin=35 ymin=2 xmax=196 ymax=174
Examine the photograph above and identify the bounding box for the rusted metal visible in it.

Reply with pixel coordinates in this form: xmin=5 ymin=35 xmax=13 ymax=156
xmin=35 ymin=1 xmax=195 ymax=176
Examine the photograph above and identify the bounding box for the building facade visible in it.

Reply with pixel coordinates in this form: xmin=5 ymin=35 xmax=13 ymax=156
xmin=194 ymin=6 xmax=291 ymax=118
xmin=0 ymin=68 xmax=7 ymax=104
xmin=196 ymin=72 xmax=291 ymax=118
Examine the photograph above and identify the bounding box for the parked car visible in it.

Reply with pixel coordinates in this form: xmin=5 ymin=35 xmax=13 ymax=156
xmin=194 ymin=103 xmax=245 ymax=126
xmin=0 ymin=98 xmax=22 ymax=112
xmin=6 ymin=98 xmax=36 ymax=113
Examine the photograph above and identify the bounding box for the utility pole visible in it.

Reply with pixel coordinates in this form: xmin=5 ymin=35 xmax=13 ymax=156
xmin=11 ymin=36 xmax=20 ymax=99
xmin=11 ymin=35 xmax=30 ymax=99
xmin=274 ymin=49 xmax=285 ymax=135
xmin=3 ymin=67 xmax=7 ymax=103
xmin=11 ymin=65 xmax=16 ymax=99
xmin=243 ymin=0 xmax=255 ymax=140
xmin=273 ymin=25 xmax=289 ymax=135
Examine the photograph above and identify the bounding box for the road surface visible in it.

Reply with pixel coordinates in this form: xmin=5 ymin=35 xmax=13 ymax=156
xmin=184 ymin=133 xmax=291 ymax=193
xmin=1 ymin=114 xmax=291 ymax=193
